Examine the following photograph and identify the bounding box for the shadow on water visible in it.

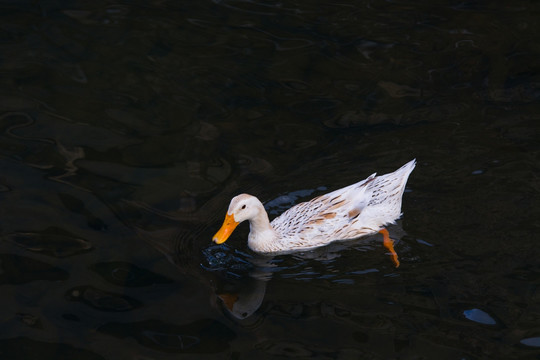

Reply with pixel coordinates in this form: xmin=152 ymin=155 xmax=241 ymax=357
xmin=0 ymin=0 xmax=540 ymax=358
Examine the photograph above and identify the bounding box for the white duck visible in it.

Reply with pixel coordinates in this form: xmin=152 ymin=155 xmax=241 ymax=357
xmin=212 ymin=159 xmax=416 ymax=267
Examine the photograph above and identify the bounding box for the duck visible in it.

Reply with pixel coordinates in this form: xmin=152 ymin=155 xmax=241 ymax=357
xmin=212 ymin=159 xmax=416 ymax=267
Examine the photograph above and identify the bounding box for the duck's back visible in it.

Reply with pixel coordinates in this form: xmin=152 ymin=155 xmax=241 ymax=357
xmin=269 ymin=160 xmax=416 ymax=251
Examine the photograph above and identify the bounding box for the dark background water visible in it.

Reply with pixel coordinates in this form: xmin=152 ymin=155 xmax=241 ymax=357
xmin=0 ymin=0 xmax=539 ymax=359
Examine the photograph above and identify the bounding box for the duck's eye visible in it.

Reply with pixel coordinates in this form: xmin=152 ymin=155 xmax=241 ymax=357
xmin=241 ymin=204 xmax=246 ymax=210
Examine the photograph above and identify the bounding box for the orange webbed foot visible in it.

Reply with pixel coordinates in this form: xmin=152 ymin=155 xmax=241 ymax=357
xmin=379 ymin=228 xmax=400 ymax=268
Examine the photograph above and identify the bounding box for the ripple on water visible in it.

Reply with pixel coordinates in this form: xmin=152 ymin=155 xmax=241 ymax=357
xmin=201 ymin=244 xmax=254 ymax=279
xmin=0 ymin=254 xmax=68 ymax=284
xmin=89 ymin=262 xmax=173 ymax=287
xmin=4 ymin=229 xmax=92 ymax=257
xmin=66 ymin=286 xmax=142 ymax=312
xmin=97 ymin=319 xmax=235 ymax=353
xmin=0 ymin=338 xmax=105 ymax=360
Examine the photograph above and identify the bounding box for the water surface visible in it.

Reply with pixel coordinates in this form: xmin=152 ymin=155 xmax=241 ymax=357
xmin=0 ymin=0 xmax=539 ymax=359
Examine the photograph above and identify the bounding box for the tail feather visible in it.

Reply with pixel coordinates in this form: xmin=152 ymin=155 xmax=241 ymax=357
xmin=361 ymin=159 xmax=415 ymax=226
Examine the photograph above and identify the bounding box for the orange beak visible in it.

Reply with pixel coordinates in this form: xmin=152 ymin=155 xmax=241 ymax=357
xmin=218 ymin=293 xmax=239 ymax=311
xmin=212 ymin=213 xmax=239 ymax=244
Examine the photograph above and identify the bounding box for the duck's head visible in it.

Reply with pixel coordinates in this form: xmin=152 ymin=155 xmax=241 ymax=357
xmin=212 ymin=194 xmax=263 ymax=244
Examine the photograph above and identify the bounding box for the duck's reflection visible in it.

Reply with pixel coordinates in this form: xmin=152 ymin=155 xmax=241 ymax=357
xmin=139 ymin=226 xmax=272 ymax=321
xmin=217 ymin=277 xmax=267 ymax=321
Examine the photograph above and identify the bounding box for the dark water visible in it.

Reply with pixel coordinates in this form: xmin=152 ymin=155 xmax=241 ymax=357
xmin=0 ymin=0 xmax=539 ymax=358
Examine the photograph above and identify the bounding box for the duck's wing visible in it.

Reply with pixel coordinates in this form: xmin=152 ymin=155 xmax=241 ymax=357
xmin=270 ymin=174 xmax=377 ymax=243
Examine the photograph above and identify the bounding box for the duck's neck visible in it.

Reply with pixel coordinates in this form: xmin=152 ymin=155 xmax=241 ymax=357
xmin=247 ymin=208 xmax=277 ymax=253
